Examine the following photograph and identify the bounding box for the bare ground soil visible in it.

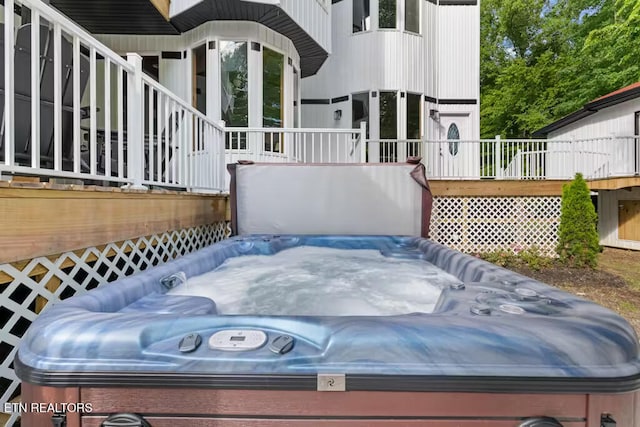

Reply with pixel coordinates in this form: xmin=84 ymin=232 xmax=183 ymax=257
xmin=509 ymin=248 xmax=640 ymax=335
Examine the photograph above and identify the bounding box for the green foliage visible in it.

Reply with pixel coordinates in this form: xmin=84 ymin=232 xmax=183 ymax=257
xmin=480 ymin=0 xmax=640 ymax=138
xmin=263 ymin=48 xmax=284 ymax=128
xmin=480 ymin=249 xmax=517 ymax=267
xmin=379 ymin=0 xmax=397 ymax=28
xmin=220 ymin=41 xmax=248 ymax=127
xmin=479 ymin=246 xmax=553 ymax=271
xmin=518 ymin=246 xmax=553 ymax=271
xmin=556 ymin=173 xmax=600 ymax=268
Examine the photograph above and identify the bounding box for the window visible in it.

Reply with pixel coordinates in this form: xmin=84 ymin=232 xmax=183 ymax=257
xmin=142 ymin=56 xmax=159 ymax=81
xmin=263 ymin=47 xmax=284 ymax=152
xmin=221 ymin=41 xmax=248 ymax=149
xmin=380 ymin=91 xmax=398 ymax=162
xmin=142 ymin=56 xmax=159 ymax=134
xmin=192 ymin=44 xmax=207 ymax=115
xmin=352 ymin=92 xmax=370 ymax=138
xmin=353 ymin=0 xmax=371 ymax=32
xmin=379 ymin=0 xmax=396 ymax=29
xmin=406 ymin=93 xmax=421 ymax=139
xmin=405 ymin=0 xmax=420 ymax=33
xmin=447 ymin=123 xmax=460 ymax=156
xmin=406 ymin=93 xmax=421 ymax=157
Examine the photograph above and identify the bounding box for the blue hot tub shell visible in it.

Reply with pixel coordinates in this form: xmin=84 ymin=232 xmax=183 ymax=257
xmin=16 ymin=235 xmax=640 ymax=394
xmin=16 ymin=235 xmax=640 ymax=426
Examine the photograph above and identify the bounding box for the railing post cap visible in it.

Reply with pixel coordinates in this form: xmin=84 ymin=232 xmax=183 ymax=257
xmin=126 ymin=53 xmax=143 ymax=63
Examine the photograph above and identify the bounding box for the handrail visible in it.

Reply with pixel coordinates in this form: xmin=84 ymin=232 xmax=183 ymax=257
xmin=225 ymin=126 xmax=362 ymax=133
xmin=142 ymin=74 xmax=224 ymax=131
xmin=19 ymin=0 xmax=134 ymax=71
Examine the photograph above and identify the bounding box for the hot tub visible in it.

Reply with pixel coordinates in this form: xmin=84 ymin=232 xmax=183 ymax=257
xmin=15 ymin=234 xmax=640 ymax=427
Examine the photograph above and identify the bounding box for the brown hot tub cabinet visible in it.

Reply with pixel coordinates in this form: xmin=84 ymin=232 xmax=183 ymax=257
xmin=21 ymin=385 xmax=639 ymax=426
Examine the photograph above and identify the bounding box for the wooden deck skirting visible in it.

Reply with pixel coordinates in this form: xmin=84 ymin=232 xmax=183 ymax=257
xmin=588 ymin=177 xmax=640 ymax=191
xmin=0 ymin=181 xmax=228 ymax=265
xmin=429 ymin=180 xmax=569 ymax=196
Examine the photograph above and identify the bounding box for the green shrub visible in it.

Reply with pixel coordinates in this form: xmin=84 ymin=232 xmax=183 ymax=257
xmin=518 ymin=246 xmax=553 ymax=271
xmin=480 ymin=246 xmax=553 ymax=271
xmin=479 ymin=249 xmax=517 ymax=267
xmin=556 ymin=173 xmax=600 ymax=268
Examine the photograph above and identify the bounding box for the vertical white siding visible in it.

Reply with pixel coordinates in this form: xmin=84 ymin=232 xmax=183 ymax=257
xmin=548 ymin=99 xmax=640 ymax=140
xmin=302 ymin=0 xmax=479 ymax=140
xmin=170 ymin=0 xmax=204 ymax=17
xmin=280 ymin=0 xmax=332 ymax=53
xmin=599 ymin=189 xmax=640 ymax=250
xmin=160 ymin=54 xmax=189 ymax=102
xmin=437 ymin=5 xmax=480 ymax=100
xmin=302 ymin=3 xmax=426 ymax=99
xmin=248 ymin=43 xmax=263 ymax=128
xmin=547 ymin=98 xmax=640 ymax=178
xmin=424 ymin=2 xmax=437 ymax=99
xmin=207 ymin=42 xmax=221 ymax=121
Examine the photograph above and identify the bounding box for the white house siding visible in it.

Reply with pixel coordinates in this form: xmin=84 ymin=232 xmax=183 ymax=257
xmin=280 ymin=0 xmax=332 ymax=54
xmin=546 ymin=98 xmax=640 ymax=178
xmin=437 ymin=5 xmax=479 ymax=102
xmin=424 ymin=2 xmax=437 ymax=101
xmin=96 ymin=22 xmax=301 ymax=128
xmin=301 ymin=0 xmax=479 ymax=143
xmin=167 ymin=1 xmax=331 ymax=53
xmin=548 ymin=99 xmax=640 ymax=140
xmin=599 ymin=188 xmax=640 ymax=250
xmin=170 ymin=0 xmax=204 ymax=18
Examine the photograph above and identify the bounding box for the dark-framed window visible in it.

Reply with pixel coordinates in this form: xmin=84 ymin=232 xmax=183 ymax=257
xmin=263 ymin=47 xmax=284 ymax=152
xmin=380 ymin=91 xmax=398 ymax=162
xmin=379 ymin=0 xmax=397 ymax=29
xmin=405 ymin=0 xmax=420 ymax=33
xmin=220 ymin=41 xmax=248 ymax=149
xmin=353 ymin=0 xmax=371 ymax=32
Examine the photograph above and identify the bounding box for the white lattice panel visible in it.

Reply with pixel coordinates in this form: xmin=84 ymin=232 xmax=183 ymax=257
xmin=430 ymin=196 xmax=561 ymax=256
xmin=0 ymin=222 xmax=230 ymax=426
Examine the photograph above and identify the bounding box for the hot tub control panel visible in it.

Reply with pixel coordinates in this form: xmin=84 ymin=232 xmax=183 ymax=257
xmin=208 ymin=330 xmax=268 ymax=351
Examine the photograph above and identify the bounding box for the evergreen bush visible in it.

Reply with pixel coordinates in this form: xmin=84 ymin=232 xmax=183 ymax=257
xmin=556 ymin=173 xmax=600 ymax=267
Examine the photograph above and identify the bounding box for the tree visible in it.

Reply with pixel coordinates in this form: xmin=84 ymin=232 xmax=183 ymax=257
xmin=556 ymin=173 xmax=600 ymax=268
xmin=480 ymin=0 xmax=627 ymax=138
xmin=573 ymin=0 xmax=640 ymax=103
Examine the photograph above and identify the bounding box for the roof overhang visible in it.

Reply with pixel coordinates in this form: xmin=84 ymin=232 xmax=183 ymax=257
xmin=50 ymin=0 xmax=328 ymax=77
xmin=532 ymin=108 xmax=596 ymax=138
xmin=534 ymin=85 xmax=640 ymax=137
xmin=50 ymin=0 xmax=179 ymax=35
xmin=170 ymin=0 xmax=328 ymax=77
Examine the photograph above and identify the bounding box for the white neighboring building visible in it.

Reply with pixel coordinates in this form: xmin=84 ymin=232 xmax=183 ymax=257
xmin=535 ymin=82 xmax=640 ymax=251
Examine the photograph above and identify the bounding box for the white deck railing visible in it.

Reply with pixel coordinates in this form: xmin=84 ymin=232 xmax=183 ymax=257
xmin=364 ymin=137 xmax=639 ymax=180
xmin=1 ymin=0 xmax=226 ymax=192
xmin=2 ymin=1 xmax=639 ymax=192
xmin=225 ymin=124 xmax=366 ymax=164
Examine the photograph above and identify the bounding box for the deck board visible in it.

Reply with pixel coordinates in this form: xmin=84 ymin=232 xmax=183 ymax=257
xmin=0 ymin=185 xmax=227 ymax=264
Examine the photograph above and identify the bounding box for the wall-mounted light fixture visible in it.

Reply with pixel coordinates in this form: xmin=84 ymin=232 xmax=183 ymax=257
xmin=429 ymin=109 xmax=440 ymax=121
xmin=334 ymin=109 xmax=342 ymax=121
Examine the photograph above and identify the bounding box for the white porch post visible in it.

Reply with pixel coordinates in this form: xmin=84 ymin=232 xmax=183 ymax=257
xmin=126 ymin=53 xmax=147 ymax=189
xmin=4 ymin=0 xmax=15 ymax=166
xmin=495 ymin=135 xmax=502 ymax=179
xmin=360 ymin=121 xmax=367 ymax=162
